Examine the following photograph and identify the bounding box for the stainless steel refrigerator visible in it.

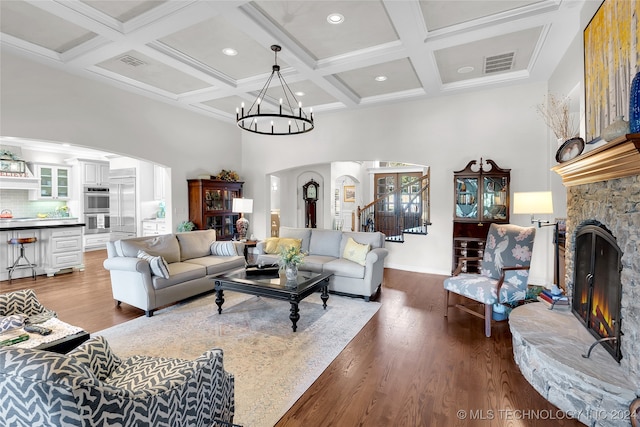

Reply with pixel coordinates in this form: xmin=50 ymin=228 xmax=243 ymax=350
xmin=109 ymin=168 xmax=137 ymax=240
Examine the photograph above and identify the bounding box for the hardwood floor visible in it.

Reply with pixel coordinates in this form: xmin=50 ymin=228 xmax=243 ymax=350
xmin=1 ymin=250 xmax=581 ymax=427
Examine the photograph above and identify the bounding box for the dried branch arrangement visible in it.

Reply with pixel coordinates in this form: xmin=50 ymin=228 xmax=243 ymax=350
xmin=536 ymin=94 xmax=578 ymax=141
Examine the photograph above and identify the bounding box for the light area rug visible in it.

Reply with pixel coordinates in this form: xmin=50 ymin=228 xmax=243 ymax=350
xmin=96 ymin=291 xmax=380 ymax=427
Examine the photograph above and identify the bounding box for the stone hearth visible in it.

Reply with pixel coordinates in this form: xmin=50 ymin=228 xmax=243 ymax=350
xmin=511 ymin=134 xmax=640 ymax=426
xmin=510 ymin=304 xmax=635 ymax=427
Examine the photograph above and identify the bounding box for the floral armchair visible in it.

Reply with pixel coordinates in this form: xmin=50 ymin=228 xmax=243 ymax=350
xmin=0 ymin=335 xmax=235 ymax=426
xmin=444 ymin=223 xmax=536 ymax=337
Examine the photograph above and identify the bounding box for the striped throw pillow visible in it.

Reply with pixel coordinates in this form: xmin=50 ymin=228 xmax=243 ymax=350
xmin=137 ymin=250 xmax=170 ymax=279
xmin=210 ymin=241 xmax=238 ymax=256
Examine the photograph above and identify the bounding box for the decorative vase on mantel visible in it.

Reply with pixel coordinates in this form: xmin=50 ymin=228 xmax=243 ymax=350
xmin=601 ymin=116 xmax=630 ymax=142
xmin=630 ymin=71 xmax=640 ymax=133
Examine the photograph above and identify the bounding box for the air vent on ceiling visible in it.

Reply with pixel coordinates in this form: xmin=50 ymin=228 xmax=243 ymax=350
xmin=119 ymin=55 xmax=146 ymax=67
xmin=484 ymin=52 xmax=515 ymax=74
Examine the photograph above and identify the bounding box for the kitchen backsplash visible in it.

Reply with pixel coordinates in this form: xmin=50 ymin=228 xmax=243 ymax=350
xmin=0 ymin=189 xmax=69 ymax=218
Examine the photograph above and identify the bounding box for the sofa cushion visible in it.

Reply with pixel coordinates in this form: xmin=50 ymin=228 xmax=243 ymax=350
xmin=184 ymin=256 xmax=246 ymax=275
xmin=263 ymin=237 xmax=302 ymax=254
xmin=342 ymin=237 xmax=370 ymax=266
xmin=137 ymin=250 xmax=170 ymax=279
xmin=117 ymin=234 xmax=180 ymax=264
xmin=151 ymin=262 xmax=205 ymax=290
xmin=177 ymin=230 xmax=217 ymax=261
xmin=309 ymin=229 xmax=342 ymax=258
xmin=210 ymin=241 xmax=238 ymax=257
xmin=279 ymin=227 xmax=312 ymax=254
xmin=300 ymin=254 xmax=336 ymax=273
xmin=324 ymin=258 xmax=365 ymax=279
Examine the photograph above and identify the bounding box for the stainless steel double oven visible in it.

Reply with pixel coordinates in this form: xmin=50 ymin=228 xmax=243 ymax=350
xmin=83 ymin=186 xmax=110 ymax=234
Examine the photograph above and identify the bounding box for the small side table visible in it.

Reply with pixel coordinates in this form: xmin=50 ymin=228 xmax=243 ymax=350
xmin=243 ymin=240 xmax=258 ymax=262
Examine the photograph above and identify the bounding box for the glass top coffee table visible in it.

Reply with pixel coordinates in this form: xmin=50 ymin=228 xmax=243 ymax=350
xmin=213 ymin=268 xmax=332 ymax=332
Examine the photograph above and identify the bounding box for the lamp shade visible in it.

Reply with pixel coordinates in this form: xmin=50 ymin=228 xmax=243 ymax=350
xmin=232 ymin=198 xmax=253 ymax=214
xmin=513 ymin=191 xmax=553 ymax=215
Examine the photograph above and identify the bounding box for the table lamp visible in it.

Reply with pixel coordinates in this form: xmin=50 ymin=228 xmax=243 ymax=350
xmin=232 ymin=198 xmax=253 ymax=241
xmin=513 ymin=191 xmax=560 ymax=286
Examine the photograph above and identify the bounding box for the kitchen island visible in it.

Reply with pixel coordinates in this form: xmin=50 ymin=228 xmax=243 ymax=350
xmin=1 ymin=218 xmax=85 ymax=281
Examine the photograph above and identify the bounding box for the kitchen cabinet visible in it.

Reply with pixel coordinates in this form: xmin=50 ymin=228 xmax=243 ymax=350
xmin=81 ymin=160 xmax=110 ymax=185
xmin=452 ymin=159 xmax=510 ymax=273
xmin=0 ymin=227 xmax=85 ymax=280
xmin=187 ymin=179 xmax=243 ymax=240
xmin=142 ymin=219 xmax=169 ymax=236
xmin=153 ymin=165 xmax=166 ymax=201
xmin=32 ymin=164 xmax=71 ymax=200
xmin=84 ymin=233 xmax=112 ymax=251
xmin=42 ymin=228 xmax=84 ymax=276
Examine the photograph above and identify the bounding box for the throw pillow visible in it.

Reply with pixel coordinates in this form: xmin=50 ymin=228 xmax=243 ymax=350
xmin=342 ymin=237 xmax=370 ymax=266
xmin=264 ymin=237 xmax=302 ymax=254
xmin=211 ymin=241 xmax=238 ymax=256
xmin=0 ymin=314 xmax=27 ymax=333
xmin=264 ymin=237 xmax=281 ymax=254
xmin=277 ymin=238 xmax=302 ymax=253
xmin=137 ymin=250 xmax=170 ymax=279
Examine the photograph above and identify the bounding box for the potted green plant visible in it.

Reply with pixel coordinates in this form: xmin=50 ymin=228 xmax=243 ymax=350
xmin=177 ymin=220 xmax=196 ymax=232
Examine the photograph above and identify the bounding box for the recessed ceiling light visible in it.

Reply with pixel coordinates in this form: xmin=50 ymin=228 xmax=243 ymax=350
xmin=327 ymin=13 xmax=344 ymax=24
xmin=375 ymin=75 xmax=387 ymax=82
xmin=295 ymin=91 xmax=305 ymax=97
xmin=457 ymin=66 xmax=474 ymax=74
xmin=222 ymin=48 xmax=238 ymax=56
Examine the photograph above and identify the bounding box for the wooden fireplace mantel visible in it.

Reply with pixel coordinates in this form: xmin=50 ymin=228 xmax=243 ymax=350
xmin=551 ymin=133 xmax=640 ymax=186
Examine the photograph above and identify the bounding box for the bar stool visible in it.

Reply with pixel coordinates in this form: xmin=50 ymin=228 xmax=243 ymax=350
xmin=7 ymin=237 xmax=38 ymax=283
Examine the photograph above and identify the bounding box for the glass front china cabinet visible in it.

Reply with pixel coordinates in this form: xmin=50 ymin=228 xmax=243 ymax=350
xmin=187 ymin=179 xmax=243 ymax=240
xmin=452 ymin=159 xmax=510 ymax=273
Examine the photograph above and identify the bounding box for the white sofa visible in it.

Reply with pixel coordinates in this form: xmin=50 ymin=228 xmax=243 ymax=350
xmin=103 ymin=230 xmax=245 ymax=316
xmin=255 ymin=227 xmax=388 ymax=301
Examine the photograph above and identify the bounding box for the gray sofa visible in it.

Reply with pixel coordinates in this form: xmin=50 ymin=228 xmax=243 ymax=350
xmin=103 ymin=230 xmax=245 ymax=316
xmin=255 ymin=227 xmax=388 ymax=301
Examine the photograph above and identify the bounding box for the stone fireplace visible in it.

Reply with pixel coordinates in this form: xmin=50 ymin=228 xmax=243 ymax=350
xmin=510 ymin=134 xmax=640 ymax=426
xmin=564 ymin=152 xmax=639 ymax=379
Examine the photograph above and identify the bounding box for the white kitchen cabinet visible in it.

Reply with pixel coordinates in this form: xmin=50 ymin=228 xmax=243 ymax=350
xmin=32 ymin=164 xmax=71 ymax=200
xmin=153 ymin=164 xmax=166 ymax=201
xmin=40 ymin=227 xmax=84 ymax=276
xmin=142 ymin=220 xmax=169 ymax=236
xmin=81 ymin=160 xmax=110 ymax=186
xmin=84 ymin=233 xmax=112 ymax=251
xmin=0 ymin=229 xmax=41 ymax=281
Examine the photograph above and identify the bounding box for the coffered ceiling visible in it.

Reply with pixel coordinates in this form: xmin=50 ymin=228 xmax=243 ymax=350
xmin=1 ymin=0 xmax=587 ymax=124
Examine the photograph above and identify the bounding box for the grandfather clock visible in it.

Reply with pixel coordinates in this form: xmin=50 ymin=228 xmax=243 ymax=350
xmin=302 ymin=179 xmax=319 ymax=228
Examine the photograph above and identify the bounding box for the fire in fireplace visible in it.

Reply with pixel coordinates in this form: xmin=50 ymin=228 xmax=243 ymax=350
xmin=572 ymin=221 xmax=623 ymax=362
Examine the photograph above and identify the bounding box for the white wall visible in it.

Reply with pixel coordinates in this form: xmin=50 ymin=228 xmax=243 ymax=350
xmin=0 ymin=52 xmax=242 ymax=230
xmin=240 ymin=81 xmax=558 ymax=282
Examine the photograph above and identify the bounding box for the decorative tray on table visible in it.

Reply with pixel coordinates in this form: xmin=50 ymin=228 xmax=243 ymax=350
xmin=245 ymin=264 xmax=280 ymax=277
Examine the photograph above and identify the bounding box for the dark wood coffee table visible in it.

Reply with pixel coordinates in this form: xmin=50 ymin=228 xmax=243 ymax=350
xmin=213 ymin=268 xmax=332 ymax=332
xmin=35 ymin=330 xmax=90 ymax=354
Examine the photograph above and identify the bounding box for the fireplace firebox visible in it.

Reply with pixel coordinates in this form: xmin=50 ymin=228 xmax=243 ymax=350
xmin=572 ymin=221 xmax=622 ymax=362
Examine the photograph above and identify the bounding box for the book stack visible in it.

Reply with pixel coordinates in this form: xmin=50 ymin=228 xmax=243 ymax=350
xmin=537 ymin=289 xmax=569 ymax=309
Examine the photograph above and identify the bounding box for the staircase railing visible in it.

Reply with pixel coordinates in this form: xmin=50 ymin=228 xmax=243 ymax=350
xmin=356 ymin=174 xmax=430 ymax=242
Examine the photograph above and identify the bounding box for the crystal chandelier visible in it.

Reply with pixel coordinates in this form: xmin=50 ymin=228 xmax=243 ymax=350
xmin=236 ymin=45 xmax=314 ymax=135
